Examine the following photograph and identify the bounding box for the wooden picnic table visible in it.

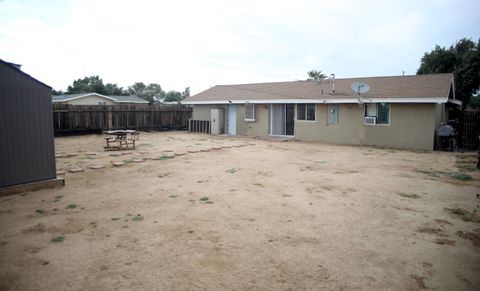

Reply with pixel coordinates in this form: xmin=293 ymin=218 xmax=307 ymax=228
xmin=103 ymin=130 xmax=139 ymax=150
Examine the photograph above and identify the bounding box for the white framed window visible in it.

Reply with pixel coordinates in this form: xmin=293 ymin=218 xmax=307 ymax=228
xmin=365 ymin=103 xmax=390 ymax=125
xmin=244 ymin=103 xmax=255 ymax=121
xmin=328 ymin=104 xmax=339 ymax=124
xmin=297 ymin=104 xmax=315 ymax=121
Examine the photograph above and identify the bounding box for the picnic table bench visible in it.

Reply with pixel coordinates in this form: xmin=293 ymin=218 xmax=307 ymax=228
xmin=104 ymin=130 xmax=139 ymax=150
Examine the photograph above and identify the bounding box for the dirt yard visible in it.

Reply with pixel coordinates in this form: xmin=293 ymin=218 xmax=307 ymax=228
xmin=0 ymin=132 xmax=479 ymax=290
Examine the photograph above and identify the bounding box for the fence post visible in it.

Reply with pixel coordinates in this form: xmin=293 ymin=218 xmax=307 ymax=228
xmin=108 ymin=107 xmax=112 ymax=130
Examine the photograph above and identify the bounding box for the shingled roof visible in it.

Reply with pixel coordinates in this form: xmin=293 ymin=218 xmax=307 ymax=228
xmin=183 ymin=73 xmax=455 ymax=104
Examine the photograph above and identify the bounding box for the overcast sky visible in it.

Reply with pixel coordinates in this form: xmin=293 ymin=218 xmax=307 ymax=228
xmin=1 ymin=0 xmax=479 ymax=94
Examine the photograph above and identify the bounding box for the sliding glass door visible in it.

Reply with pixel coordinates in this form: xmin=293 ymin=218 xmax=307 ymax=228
xmin=269 ymin=104 xmax=295 ymax=136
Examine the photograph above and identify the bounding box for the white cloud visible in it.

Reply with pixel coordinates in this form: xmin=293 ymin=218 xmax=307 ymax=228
xmin=0 ymin=0 xmax=479 ymax=94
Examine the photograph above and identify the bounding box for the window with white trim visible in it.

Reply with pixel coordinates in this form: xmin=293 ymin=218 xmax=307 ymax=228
xmin=244 ymin=103 xmax=255 ymax=121
xmin=328 ymin=104 xmax=338 ymax=124
xmin=297 ymin=104 xmax=315 ymax=121
xmin=365 ymin=103 xmax=390 ymax=125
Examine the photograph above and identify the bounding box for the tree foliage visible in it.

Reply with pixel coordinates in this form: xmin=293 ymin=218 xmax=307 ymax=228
xmin=105 ymin=83 xmax=127 ymax=96
xmin=66 ymin=75 xmax=108 ymax=95
xmin=307 ymin=70 xmax=327 ymax=81
xmin=417 ymin=38 xmax=480 ymax=106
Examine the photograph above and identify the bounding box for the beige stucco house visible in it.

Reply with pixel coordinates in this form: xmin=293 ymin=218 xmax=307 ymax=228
xmin=52 ymin=93 xmax=148 ymax=105
xmin=183 ymin=74 xmax=461 ymax=150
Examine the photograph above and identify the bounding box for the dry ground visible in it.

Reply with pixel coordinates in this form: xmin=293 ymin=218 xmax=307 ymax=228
xmin=1 ymin=132 xmax=479 ymax=290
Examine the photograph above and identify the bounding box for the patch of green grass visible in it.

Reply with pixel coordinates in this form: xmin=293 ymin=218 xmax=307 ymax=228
xmin=450 ymin=172 xmax=472 ymax=181
xmin=66 ymin=204 xmax=77 ymax=209
xmin=187 ymin=230 xmax=194 ymax=234
xmin=199 ymin=196 xmax=209 ymax=201
xmin=415 ymin=169 xmax=447 ymax=178
xmin=253 ymin=183 xmax=265 ymax=188
xmin=445 ymin=207 xmax=479 ymax=222
xmin=111 ymin=217 xmax=120 ymax=221
xmin=169 ymin=194 xmax=178 ymax=198
xmin=89 ymin=221 xmax=97 ymax=228
xmin=159 ymin=155 xmax=175 ymax=160
xmin=225 ymin=168 xmax=240 ymax=174
xmin=132 ymin=214 xmax=144 ymax=222
xmin=398 ymin=192 xmax=420 ymax=199
xmin=54 ymin=195 xmax=63 ymax=200
xmin=36 ymin=209 xmax=46 ymax=214
xmin=51 ymin=235 xmax=65 ymax=243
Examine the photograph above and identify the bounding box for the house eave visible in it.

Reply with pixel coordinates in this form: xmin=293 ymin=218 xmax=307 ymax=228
xmin=182 ymin=97 xmax=449 ymax=105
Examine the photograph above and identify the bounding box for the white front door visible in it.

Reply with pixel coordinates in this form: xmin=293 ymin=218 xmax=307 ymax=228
xmin=228 ymin=105 xmax=236 ymax=135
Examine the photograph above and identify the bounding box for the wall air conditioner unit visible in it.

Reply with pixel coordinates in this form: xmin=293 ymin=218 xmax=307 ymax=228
xmin=364 ymin=116 xmax=376 ymax=125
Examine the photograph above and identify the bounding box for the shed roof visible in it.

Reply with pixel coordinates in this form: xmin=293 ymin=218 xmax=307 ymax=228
xmin=183 ymin=73 xmax=455 ymax=104
xmin=52 ymin=93 xmax=148 ymax=103
xmin=0 ymin=59 xmax=51 ymax=89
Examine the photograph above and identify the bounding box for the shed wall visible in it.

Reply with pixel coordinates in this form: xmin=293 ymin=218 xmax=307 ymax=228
xmin=0 ymin=62 xmax=56 ymax=187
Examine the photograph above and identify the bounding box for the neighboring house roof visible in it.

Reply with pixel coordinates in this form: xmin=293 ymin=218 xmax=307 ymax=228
xmin=0 ymin=59 xmax=52 ymax=89
xmin=52 ymin=93 xmax=148 ymax=104
xmin=183 ymin=73 xmax=456 ymax=104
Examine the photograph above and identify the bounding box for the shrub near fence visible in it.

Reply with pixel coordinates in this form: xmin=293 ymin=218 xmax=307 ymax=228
xmin=52 ymin=104 xmax=192 ymax=134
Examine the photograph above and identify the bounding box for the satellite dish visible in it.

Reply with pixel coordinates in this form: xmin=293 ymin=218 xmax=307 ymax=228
xmin=351 ymin=82 xmax=370 ymax=94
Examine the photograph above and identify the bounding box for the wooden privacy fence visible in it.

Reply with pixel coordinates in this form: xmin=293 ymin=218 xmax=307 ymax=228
xmin=53 ymin=104 xmax=192 ymax=134
xmin=459 ymin=110 xmax=480 ymax=151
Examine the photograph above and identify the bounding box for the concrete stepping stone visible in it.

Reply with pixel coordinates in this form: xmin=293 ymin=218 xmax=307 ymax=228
xmin=68 ymin=168 xmax=84 ymax=173
xmin=112 ymin=162 xmax=126 ymax=167
xmin=56 ymin=170 xmax=65 ymax=176
xmin=55 ymin=154 xmax=63 ymax=158
xmin=109 ymin=153 xmax=121 ymax=157
xmin=88 ymin=165 xmax=105 ymax=170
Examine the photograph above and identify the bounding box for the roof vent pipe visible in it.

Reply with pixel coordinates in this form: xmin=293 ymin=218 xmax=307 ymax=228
xmin=330 ymin=74 xmax=335 ymax=94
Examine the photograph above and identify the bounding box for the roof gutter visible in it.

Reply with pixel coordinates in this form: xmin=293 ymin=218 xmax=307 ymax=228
xmin=182 ymin=97 xmax=449 ymax=105
xmin=447 ymin=98 xmax=462 ymax=107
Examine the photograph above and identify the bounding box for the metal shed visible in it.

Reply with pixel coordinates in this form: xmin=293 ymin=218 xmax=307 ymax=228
xmin=0 ymin=59 xmax=63 ymax=195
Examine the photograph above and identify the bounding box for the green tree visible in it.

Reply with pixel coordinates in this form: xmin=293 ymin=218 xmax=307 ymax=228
xmin=163 ymin=90 xmax=183 ymax=102
xmin=307 ymin=70 xmax=327 ymax=81
xmin=128 ymin=82 xmax=165 ymax=104
xmin=182 ymin=87 xmax=190 ymax=98
xmin=128 ymin=82 xmax=147 ymax=96
xmin=67 ymin=75 xmax=107 ymax=95
xmin=52 ymin=89 xmax=65 ymax=95
xmin=105 ymin=83 xmax=127 ymax=96
xmin=417 ymin=38 xmax=480 ymax=106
